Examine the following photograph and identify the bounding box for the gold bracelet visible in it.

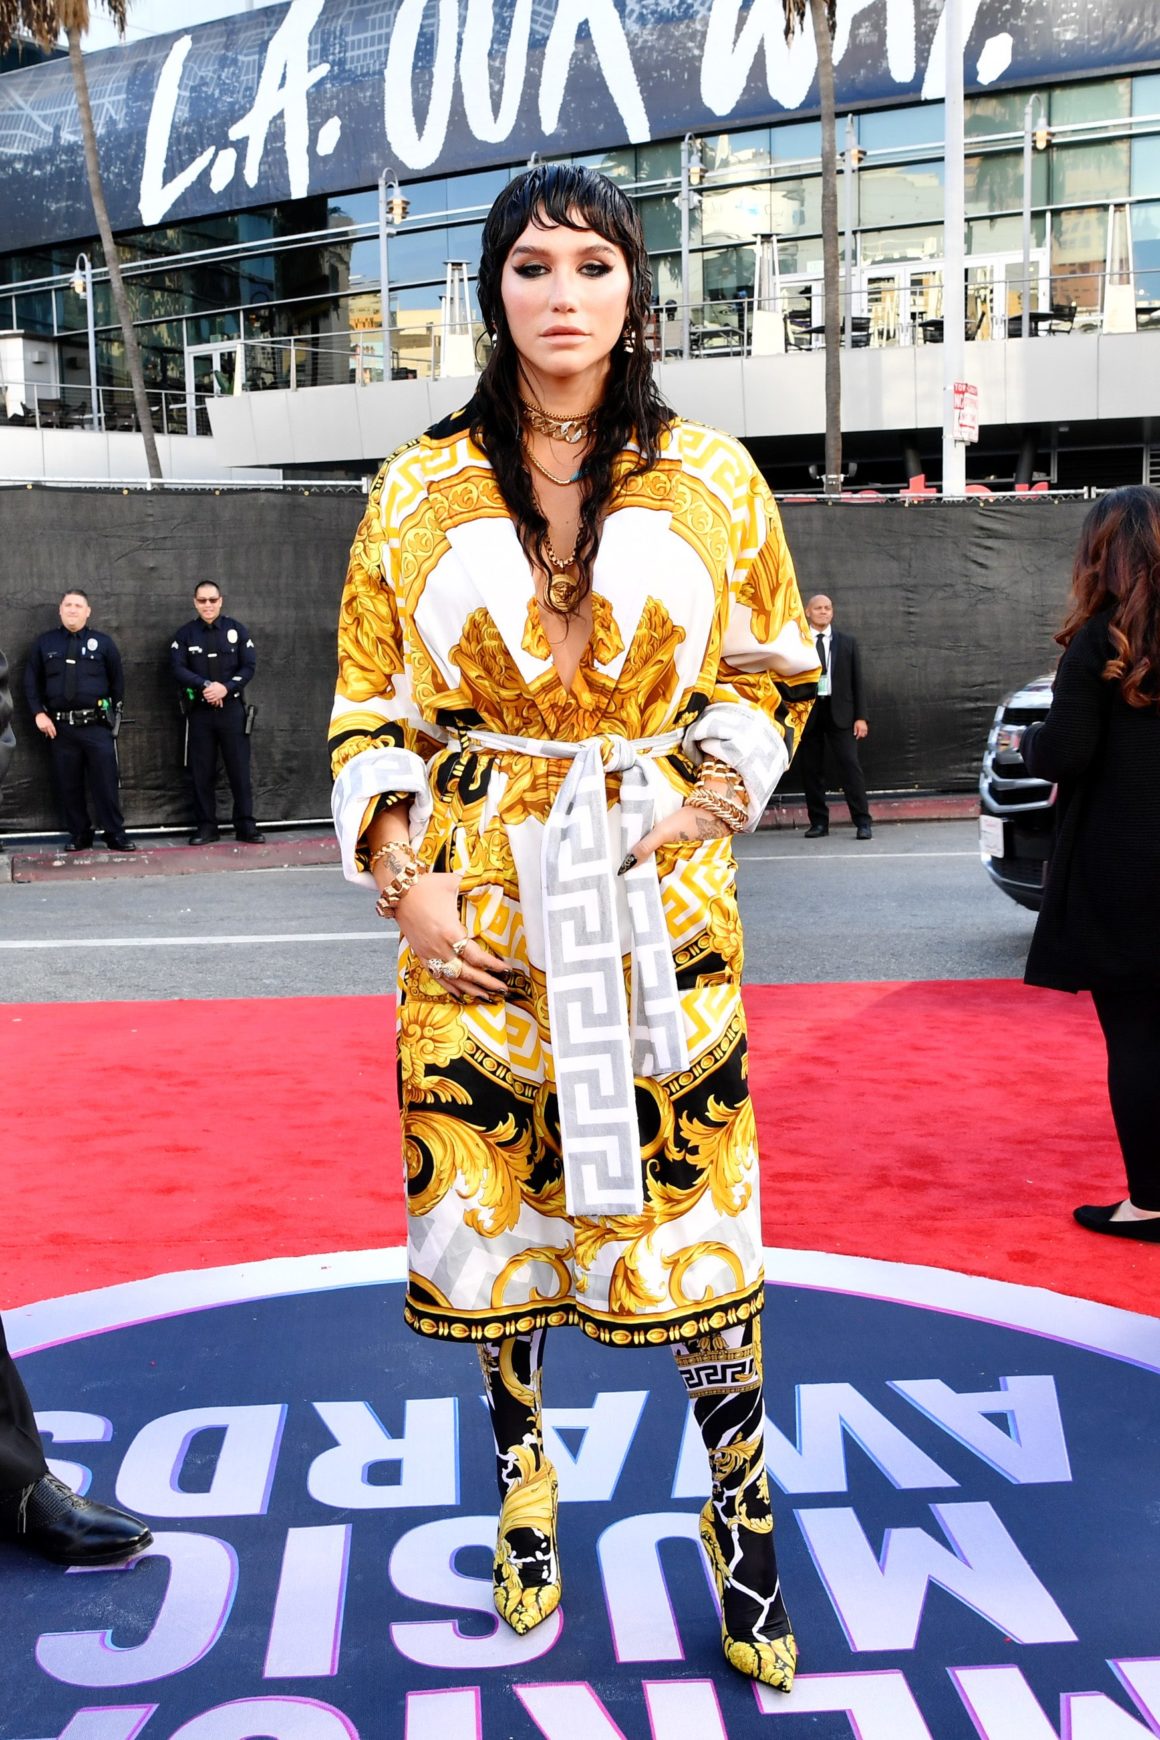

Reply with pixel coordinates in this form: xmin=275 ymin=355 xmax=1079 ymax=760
xmin=687 ymin=788 xmax=749 ymax=833
xmin=374 ymin=858 xmax=429 ymax=919
xmin=698 ymin=758 xmax=748 ymax=804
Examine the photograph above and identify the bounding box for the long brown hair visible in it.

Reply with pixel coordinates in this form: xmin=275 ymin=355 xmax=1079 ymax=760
xmin=472 ymin=164 xmax=673 ymax=616
xmin=1059 ymin=485 xmax=1160 ymax=710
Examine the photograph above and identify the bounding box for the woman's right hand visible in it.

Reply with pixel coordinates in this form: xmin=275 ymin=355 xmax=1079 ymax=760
xmin=388 ymin=871 xmax=510 ymax=998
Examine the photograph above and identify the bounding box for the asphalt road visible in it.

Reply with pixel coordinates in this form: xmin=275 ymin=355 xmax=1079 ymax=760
xmin=0 ymin=820 xmax=1035 ymax=1003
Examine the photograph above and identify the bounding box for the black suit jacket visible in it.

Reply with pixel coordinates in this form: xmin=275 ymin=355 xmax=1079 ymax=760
xmin=818 ymin=628 xmax=866 ymax=731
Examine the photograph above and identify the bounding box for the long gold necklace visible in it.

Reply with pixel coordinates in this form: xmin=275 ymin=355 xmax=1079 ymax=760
xmin=520 ymin=395 xmax=597 ymax=444
xmin=524 ymin=439 xmax=583 ymax=488
xmin=542 ymin=529 xmax=581 ymax=611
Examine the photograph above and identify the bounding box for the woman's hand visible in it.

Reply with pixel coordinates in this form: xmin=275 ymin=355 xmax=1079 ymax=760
xmin=618 ymin=805 xmax=730 ymax=874
xmin=386 ymin=870 xmax=510 ymax=998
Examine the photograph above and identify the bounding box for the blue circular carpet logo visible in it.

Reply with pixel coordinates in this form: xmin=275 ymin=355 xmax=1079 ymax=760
xmin=3 ymin=1250 xmax=1159 ymax=1740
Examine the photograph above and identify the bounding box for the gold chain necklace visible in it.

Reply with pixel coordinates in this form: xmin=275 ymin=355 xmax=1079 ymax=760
xmin=524 ymin=440 xmax=583 ymax=488
xmin=543 ymin=530 xmax=577 ymax=571
xmin=520 ymin=395 xmax=597 ymax=444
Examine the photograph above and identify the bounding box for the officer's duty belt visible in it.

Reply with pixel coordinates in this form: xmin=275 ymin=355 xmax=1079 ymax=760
xmin=51 ymin=708 xmax=105 ymax=726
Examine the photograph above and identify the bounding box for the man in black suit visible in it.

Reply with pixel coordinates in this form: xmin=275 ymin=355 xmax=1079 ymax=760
xmin=0 ymin=652 xmax=152 ymax=1564
xmin=798 ymin=594 xmax=873 ymax=840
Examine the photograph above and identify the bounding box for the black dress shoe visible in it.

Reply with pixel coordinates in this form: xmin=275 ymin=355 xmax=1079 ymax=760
xmin=0 ymin=1474 xmax=152 ymax=1566
xmin=104 ymin=836 xmax=137 ymax=852
xmin=803 ymin=824 xmax=829 ymax=839
xmin=235 ymin=827 xmax=266 ymax=844
xmin=64 ymin=835 xmax=93 ymax=854
xmin=188 ymin=827 xmax=220 ymax=846
xmin=1074 ymin=1202 xmax=1160 ymax=1242
xmin=856 ymin=823 xmax=873 ymax=840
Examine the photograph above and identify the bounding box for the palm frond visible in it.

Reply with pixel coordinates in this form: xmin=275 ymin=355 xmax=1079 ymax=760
xmin=782 ymin=0 xmax=835 ymax=41
xmin=0 ymin=0 xmax=128 ymax=52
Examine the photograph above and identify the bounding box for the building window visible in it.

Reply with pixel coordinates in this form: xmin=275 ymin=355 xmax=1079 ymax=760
xmin=1050 ymin=77 xmax=1131 ymax=126
xmin=858 ymin=102 xmax=945 ymax=150
xmin=965 ymin=90 xmax=1045 ymax=142
xmin=771 ymin=119 xmax=820 ymax=164
xmin=638 ymin=193 xmax=688 ymax=252
xmin=1132 ymin=132 xmax=1160 ymax=200
xmin=858 ymin=161 xmax=945 ymax=227
xmin=1050 ymin=140 xmax=1130 ymax=206
xmin=1050 ymin=207 xmax=1107 ymax=317
xmin=572 ymin=147 xmax=636 ymax=182
xmin=1133 ymin=201 xmax=1160 ymax=320
xmin=859 ymin=224 xmax=944 ymax=265
xmin=965 ymin=151 xmax=1046 ymax=216
xmin=1134 ymin=72 xmax=1160 ymax=117
xmin=703 ymin=129 xmax=770 ymax=174
xmin=636 ymin=140 xmax=682 ymax=185
xmin=769 ymin=176 xmax=821 ymax=235
xmin=966 ymin=214 xmax=1046 ymax=256
xmin=702 ymin=244 xmax=755 ymax=304
xmin=700 ymin=183 xmax=773 ymax=246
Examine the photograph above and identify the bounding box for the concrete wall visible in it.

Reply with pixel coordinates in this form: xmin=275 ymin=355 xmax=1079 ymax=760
xmin=203 ymin=332 xmax=1160 ymax=469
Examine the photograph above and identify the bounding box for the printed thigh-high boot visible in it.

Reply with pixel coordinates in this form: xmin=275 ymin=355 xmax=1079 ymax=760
xmin=479 ymin=1329 xmax=560 ymax=1635
xmin=675 ymin=1317 xmax=797 ymax=1692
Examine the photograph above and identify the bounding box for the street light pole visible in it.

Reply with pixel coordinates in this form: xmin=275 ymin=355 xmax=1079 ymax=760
xmin=378 ymin=166 xmax=401 ymax=380
xmin=1021 ymin=95 xmax=1047 ymax=347
xmin=680 ymin=133 xmax=692 ymax=360
xmin=843 ymin=114 xmax=856 ymax=352
xmin=942 ymin=0 xmax=967 ymax=496
xmin=72 ymin=252 xmax=100 ymax=431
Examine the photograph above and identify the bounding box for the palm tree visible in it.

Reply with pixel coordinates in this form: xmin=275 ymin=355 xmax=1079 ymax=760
xmin=0 ymin=1 xmax=162 ymax=479
xmin=784 ymin=0 xmax=841 ymax=495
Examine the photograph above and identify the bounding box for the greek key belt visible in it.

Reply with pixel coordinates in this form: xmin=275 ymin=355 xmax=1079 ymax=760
xmin=467 ymin=729 xmax=690 ymax=1219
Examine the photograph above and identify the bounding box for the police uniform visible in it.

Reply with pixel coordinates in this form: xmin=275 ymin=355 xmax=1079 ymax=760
xmin=23 ymin=626 xmax=131 ymax=850
xmin=1 ymin=660 xmax=55 ymax=1492
xmin=169 ymin=613 xmax=259 ymax=838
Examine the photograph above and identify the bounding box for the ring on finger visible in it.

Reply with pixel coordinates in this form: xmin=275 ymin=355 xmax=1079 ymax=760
xmin=442 ymin=956 xmax=464 ymax=980
xmin=451 ymin=937 xmax=471 ymax=957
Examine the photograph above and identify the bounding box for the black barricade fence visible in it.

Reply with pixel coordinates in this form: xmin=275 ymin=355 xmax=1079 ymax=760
xmin=0 ymin=488 xmax=1090 ymax=834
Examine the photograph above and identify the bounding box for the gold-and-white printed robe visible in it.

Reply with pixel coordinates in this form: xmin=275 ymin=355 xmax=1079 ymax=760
xmin=330 ymin=408 xmax=819 ymax=1347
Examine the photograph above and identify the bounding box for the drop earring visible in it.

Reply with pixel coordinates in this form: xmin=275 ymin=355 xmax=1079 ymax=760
xmin=622 ymin=323 xmax=636 ymax=354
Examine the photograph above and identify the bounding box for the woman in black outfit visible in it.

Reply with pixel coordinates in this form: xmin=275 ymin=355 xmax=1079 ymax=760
xmin=1022 ymin=486 xmax=1160 ymax=1241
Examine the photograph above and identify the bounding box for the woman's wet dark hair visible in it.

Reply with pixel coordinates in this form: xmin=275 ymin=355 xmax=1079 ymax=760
xmin=1060 ymin=484 xmax=1160 ymax=709
xmin=471 ymin=164 xmax=673 ymax=615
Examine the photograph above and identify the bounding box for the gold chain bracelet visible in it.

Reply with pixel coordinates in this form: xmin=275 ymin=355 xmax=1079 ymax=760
xmin=687 ymin=788 xmax=749 ymax=833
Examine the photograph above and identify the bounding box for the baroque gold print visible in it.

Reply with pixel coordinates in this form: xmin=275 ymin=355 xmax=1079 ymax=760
xmin=332 ymin=417 xmax=813 ymax=1346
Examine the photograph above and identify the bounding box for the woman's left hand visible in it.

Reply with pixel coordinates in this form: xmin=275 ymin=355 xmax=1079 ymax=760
xmin=618 ymin=804 xmax=730 ymax=873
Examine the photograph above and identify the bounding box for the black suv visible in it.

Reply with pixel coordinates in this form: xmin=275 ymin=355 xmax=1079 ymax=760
xmin=979 ymin=675 xmax=1057 ymax=910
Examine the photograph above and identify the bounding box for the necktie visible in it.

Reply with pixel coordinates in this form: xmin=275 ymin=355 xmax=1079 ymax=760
xmin=816 ymin=632 xmax=828 ymax=674
xmin=62 ymin=633 xmax=79 ymax=704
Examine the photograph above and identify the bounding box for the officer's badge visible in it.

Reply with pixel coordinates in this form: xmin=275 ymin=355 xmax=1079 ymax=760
xmin=227 ymin=628 xmax=238 ymax=643
xmin=86 ymin=637 xmax=99 ymax=650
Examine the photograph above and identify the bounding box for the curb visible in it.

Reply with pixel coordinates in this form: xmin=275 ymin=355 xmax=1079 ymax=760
xmin=4 ymin=832 xmax=339 ymax=884
xmin=1 ymin=795 xmax=979 ymax=884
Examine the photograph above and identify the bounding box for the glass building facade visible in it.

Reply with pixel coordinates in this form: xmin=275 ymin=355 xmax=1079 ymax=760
xmin=2 ymin=70 xmax=1159 ymax=479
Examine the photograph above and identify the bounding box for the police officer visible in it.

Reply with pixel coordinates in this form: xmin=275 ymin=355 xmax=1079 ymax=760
xmin=0 ymin=657 xmax=151 ymax=1564
xmin=170 ymin=582 xmax=264 ymax=844
xmin=24 ymin=590 xmax=135 ymax=852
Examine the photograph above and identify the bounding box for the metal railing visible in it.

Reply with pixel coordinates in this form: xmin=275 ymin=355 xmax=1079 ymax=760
xmin=4 ymin=265 xmax=1157 ymax=443
xmin=3 ymin=381 xmax=216 ymax=436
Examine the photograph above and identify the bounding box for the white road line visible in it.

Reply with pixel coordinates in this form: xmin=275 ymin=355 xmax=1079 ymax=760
xmin=739 ymin=850 xmax=977 ymax=861
xmin=0 ymin=932 xmax=387 ymax=951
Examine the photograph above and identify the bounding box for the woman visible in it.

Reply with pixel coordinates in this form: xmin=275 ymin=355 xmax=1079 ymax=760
xmin=1022 ymin=485 xmax=1160 ymax=1242
xmin=329 ymin=166 xmax=819 ymax=1690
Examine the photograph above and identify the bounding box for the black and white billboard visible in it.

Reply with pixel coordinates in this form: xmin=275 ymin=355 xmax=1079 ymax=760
xmin=0 ymin=0 xmax=1157 ymax=252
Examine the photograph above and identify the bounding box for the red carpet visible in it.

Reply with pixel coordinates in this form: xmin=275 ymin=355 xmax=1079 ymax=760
xmin=4 ymin=983 xmax=1155 ymax=1316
